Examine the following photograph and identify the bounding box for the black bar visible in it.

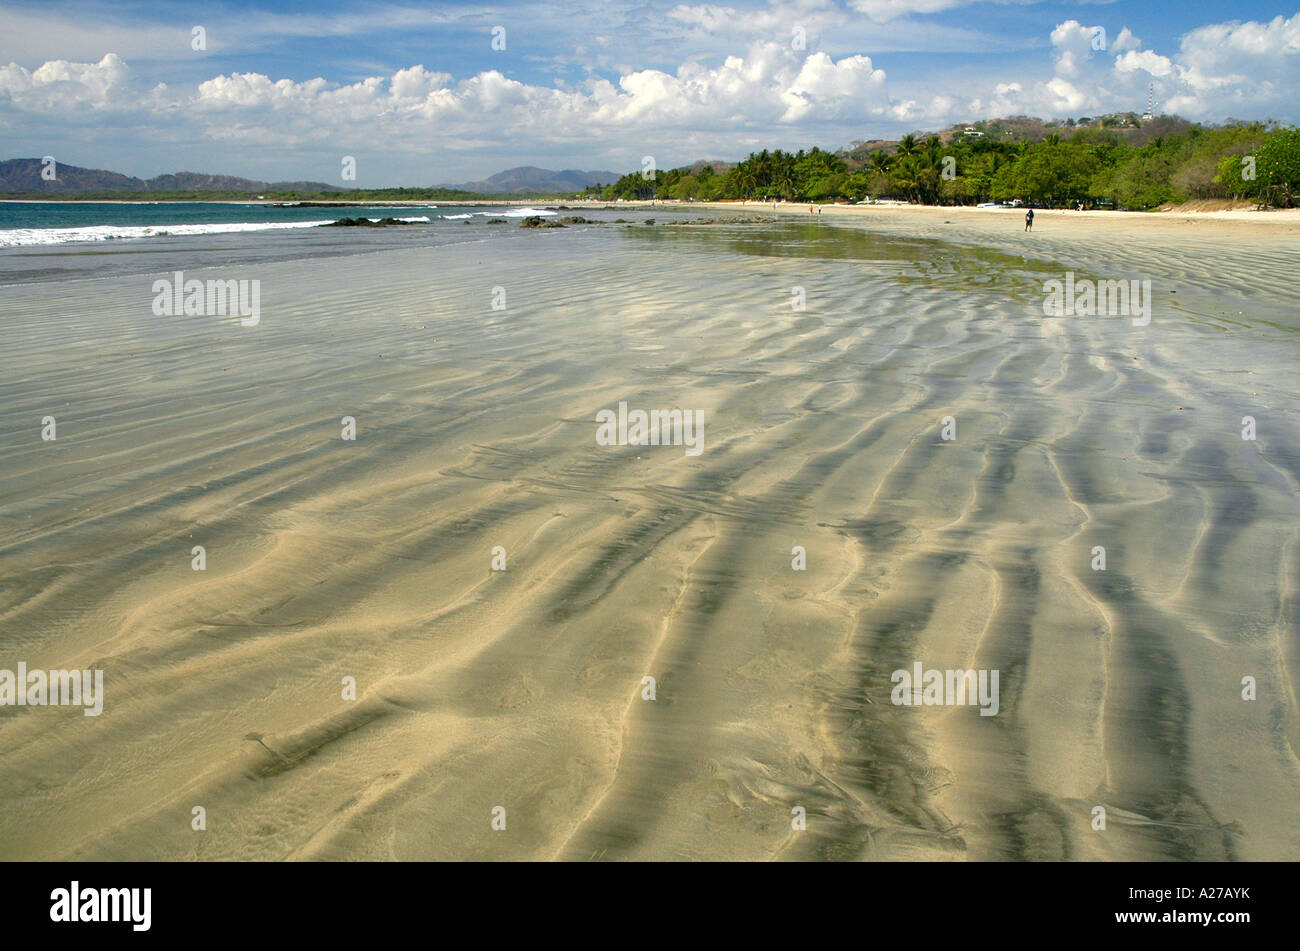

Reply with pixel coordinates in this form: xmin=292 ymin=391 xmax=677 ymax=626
xmin=1 ymin=861 xmax=1280 ymax=939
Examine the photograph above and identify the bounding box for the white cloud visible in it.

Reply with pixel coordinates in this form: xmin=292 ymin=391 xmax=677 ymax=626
xmin=0 ymin=53 xmax=137 ymax=110
xmin=668 ymin=4 xmax=741 ymax=31
xmin=1114 ymin=50 xmax=1173 ymax=78
xmin=0 ymin=4 xmax=452 ymax=63
xmin=969 ymin=15 xmax=1300 ymax=124
xmin=0 ymin=40 xmax=902 ymax=167
xmin=1049 ymin=20 xmax=1107 ymax=79
xmin=784 ymin=51 xmax=889 ymax=119
xmin=1108 ymin=14 xmax=1299 ymax=118
xmin=172 ymin=42 xmax=896 ymax=139
xmin=0 ymin=38 xmax=903 ymax=175
xmin=1112 ymin=28 xmax=1140 ymax=54
xmin=847 ymin=0 xmax=975 ymax=23
xmin=665 ymin=0 xmax=1019 ymax=55
xmin=1042 ymin=76 xmax=1091 ymax=112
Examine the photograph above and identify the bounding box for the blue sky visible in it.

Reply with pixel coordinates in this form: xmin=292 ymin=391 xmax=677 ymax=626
xmin=2 ymin=1 xmax=1296 ymax=185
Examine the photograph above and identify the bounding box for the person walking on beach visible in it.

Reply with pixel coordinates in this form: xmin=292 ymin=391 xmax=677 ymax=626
xmin=1025 ymin=208 xmax=1034 ymax=232
xmin=809 ymin=205 xmax=815 ymax=216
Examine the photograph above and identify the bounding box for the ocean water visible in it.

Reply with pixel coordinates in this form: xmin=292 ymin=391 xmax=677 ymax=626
xmin=0 ymin=200 xmax=587 ymax=238
xmin=0 ymin=200 xmax=645 ymax=284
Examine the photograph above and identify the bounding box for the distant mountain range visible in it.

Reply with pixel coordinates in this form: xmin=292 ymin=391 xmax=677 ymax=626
xmin=0 ymin=159 xmax=621 ymax=196
xmin=0 ymin=158 xmax=343 ymax=194
xmin=445 ymin=166 xmax=619 ymax=193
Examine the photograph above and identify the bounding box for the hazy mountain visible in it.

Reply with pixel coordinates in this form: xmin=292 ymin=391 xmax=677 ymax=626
xmin=842 ymin=114 xmax=1194 ymax=163
xmin=678 ymin=159 xmax=733 ymax=174
xmin=0 ymin=158 xmax=619 ymax=195
xmin=447 ymin=166 xmax=619 ymax=194
xmin=0 ymin=159 xmax=343 ymax=194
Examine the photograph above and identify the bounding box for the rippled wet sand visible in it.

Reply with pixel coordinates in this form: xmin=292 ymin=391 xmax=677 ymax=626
xmin=0 ymin=217 xmax=1296 ymax=860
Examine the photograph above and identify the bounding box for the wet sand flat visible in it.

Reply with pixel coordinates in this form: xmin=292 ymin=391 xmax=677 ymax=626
xmin=0 ymin=215 xmax=1297 ymax=860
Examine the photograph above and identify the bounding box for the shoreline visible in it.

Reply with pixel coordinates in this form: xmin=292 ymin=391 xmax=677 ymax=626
xmin=690 ymin=199 xmax=1300 ymax=234
xmin=0 ymin=197 xmax=568 ymax=206
xmin=6 ymin=195 xmax=1297 ymax=233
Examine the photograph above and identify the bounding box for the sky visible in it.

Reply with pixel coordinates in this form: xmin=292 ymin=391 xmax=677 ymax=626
xmin=1 ymin=1 xmax=1297 ymax=185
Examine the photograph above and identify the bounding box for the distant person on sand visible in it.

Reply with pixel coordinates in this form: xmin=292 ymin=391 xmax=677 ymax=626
xmin=810 ymin=205 xmax=814 ymax=215
xmin=1025 ymin=208 xmax=1034 ymax=232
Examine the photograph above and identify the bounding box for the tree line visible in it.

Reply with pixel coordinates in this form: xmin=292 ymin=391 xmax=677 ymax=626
xmin=590 ymin=121 xmax=1300 ymax=210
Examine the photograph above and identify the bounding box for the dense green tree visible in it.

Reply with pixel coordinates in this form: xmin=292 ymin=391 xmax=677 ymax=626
xmin=579 ymin=119 xmax=1297 ymax=210
xmin=1254 ymin=128 xmax=1300 ymax=206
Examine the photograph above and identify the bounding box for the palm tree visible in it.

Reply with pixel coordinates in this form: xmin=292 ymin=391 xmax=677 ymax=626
xmin=892 ymin=155 xmax=921 ymax=201
xmin=896 ymin=134 xmax=918 ymax=159
xmin=870 ymin=151 xmax=892 ymax=173
xmin=772 ymin=150 xmax=796 ymax=199
xmin=924 ymin=137 xmax=943 ymax=169
xmin=735 ymin=164 xmax=758 ymax=197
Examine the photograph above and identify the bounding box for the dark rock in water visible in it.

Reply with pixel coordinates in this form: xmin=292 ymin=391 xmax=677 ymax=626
xmin=463 ymin=220 xmax=472 ymax=224
xmin=486 ymin=218 xmax=507 ymax=224
xmin=644 ymin=218 xmax=655 ymax=225
xmin=558 ymin=216 xmax=594 ymax=224
xmin=671 ymin=214 xmax=773 ymax=225
xmin=556 ymin=205 xmax=571 ymax=210
xmin=614 ymin=218 xmax=628 ymax=223
xmin=324 ymin=216 xmax=420 ymax=227
xmin=520 ymin=216 xmax=565 ymax=229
